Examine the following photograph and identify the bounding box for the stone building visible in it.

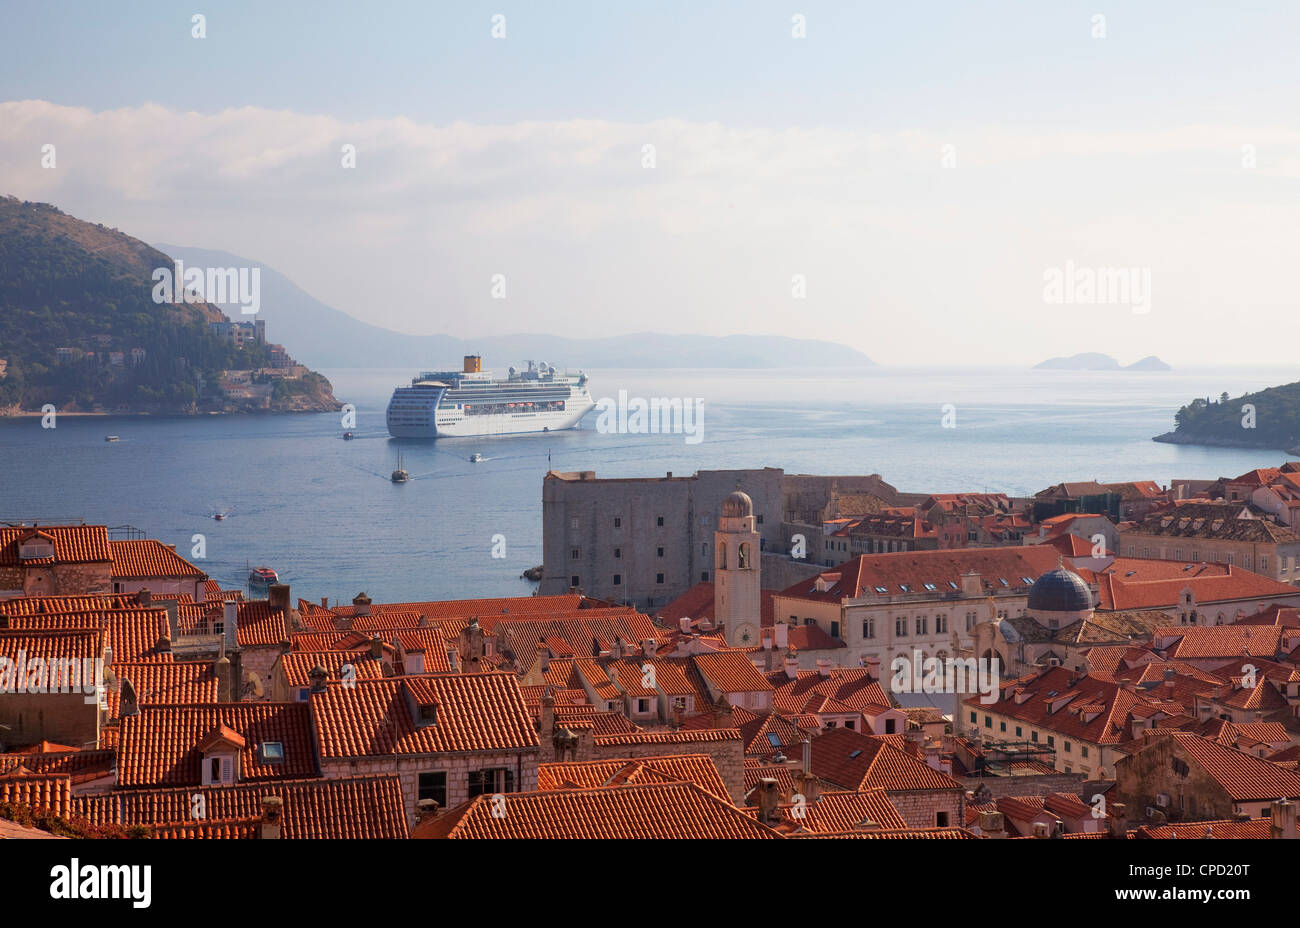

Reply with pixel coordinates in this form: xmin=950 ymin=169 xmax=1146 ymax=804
xmin=0 ymin=525 xmax=113 ymax=598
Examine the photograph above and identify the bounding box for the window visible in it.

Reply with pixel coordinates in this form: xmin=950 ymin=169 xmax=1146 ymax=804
xmin=656 ymin=516 xmax=664 ymax=527
xmin=613 ymin=574 xmax=622 ymax=586
xmin=570 ymin=517 xmax=579 ymax=530
xmin=895 ymin=618 xmax=907 ymax=637
xmin=614 ymin=547 xmax=622 ymax=559
xmin=656 ymin=573 xmax=664 ymax=584
xmin=1065 ymin=741 xmax=1072 ymax=753
xmin=636 ymin=698 xmax=651 ymax=713
xmin=936 ymin=812 xmax=949 ymax=827
xmin=756 ymin=514 xmax=764 ymax=524
xmin=418 ymin=771 xmax=447 ymax=807
xmin=999 ymin=721 xmax=1006 ymax=732
xmin=1081 ymin=745 xmax=1089 ymax=758
xmin=915 ymin=617 xmax=927 ymax=635
xmin=1261 ymin=555 xmax=1269 ymax=571
xmin=1031 ymin=731 xmax=1038 ymax=742
xmin=468 ymin=768 xmax=515 ymax=797
xmin=657 ymin=546 xmax=664 ymax=558
xmin=570 ymin=575 xmax=579 ymax=587
xmin=936 ymin=615 xmax=947 ymax=634
xmin=862 ymin=618 xmax=875 ymax=639
xmin=613 ymin=517 xmax=621 ymax=528
xmin=1047 ymin=735 xmax=1055 ymax=748
xmin=571 ymin=548 xmax=580 ymax=559
xmin=966 ymin=612 xmax=977 ymax=631
xmin=701 ymin=571 xmax=709 ymax=582
xmin=984 ymin=716 xmax=992 ymax=729
xmin=830 ymin=621 xmax=840 ymax=639
xmin=1015 ymin=726 xmax=1022 ymax=737
xmin=969 ymin=711 xmax=977 ymax=724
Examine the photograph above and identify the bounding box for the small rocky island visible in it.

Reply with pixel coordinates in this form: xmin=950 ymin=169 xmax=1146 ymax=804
xmin=1034 ymin=353 xmax=1170 ymax=371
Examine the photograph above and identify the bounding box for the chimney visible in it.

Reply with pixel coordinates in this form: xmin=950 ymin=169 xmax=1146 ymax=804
xmin=259 ymin=796 xmax=283 ymax=839
xmin=268 ymin=583 xmax=290 ymax=614
xmin=679 ymin=617 xmax=692 ymax=635
xmin=369 ymin=635 xmax=383 ymax=661
xmin=118 ymin=678 xmax=139 ymax=718
xmin=223 ymin=601 xmax=238 ymax=649
xmin=536 ymin=639 xmax=550 ymax=675
xmin=774 ymin=623 xmax=788 ymax=649
xmin=352 ymin=592 xmax=372 ymax=616
xmin=320 ymin=597 xmax=328 ymax=609
xmin=784 ymin=650 xmax=800 ymax=680
xmin=610 ymin=636 xmax=625 ymax=660
xmin=165 ymin=602 xmax=179 ymax=641
xmin=755 ymin=778 xmax=782 ymax=825
xmin=642 ymin=639 xmax=657 ymax=659
xmin=1108 ymin=802 xmax=1128 ymax=838
xmin=416 ymin=798 xmax=441 ymax=824
xmin=138 ymin=587 xmax=151 ymax=607
xmin=793 ymin=740 xmax=820 ymax=803
xmin=216 ymin=655 xmax=232 ymax=702
xmin=816 ymin=658 xmax=833 ymax=678
xmin=978 ymin=810 xmax=1006 ymax=838
xmin=308 ymin=665 xmax=328 ymax=694
xmin=1031 ymin=822 xmax=1052 ymax=838
xmin=1270 ymin=799 xmax=1297 ymax=840
xmin=540 ymin=691 xmax=555 ymax=747
xmin=712 ymin=693 xmax=734 ymax=728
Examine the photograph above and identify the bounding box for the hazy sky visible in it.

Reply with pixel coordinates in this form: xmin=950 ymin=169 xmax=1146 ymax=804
xmin=2 ymin=0 xmax=1298 ymax=366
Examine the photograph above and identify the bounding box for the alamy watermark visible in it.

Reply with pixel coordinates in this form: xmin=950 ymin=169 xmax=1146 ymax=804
xmin=0 ymin=651 xmax=105 ymax=705
xmin=1043 ymin=260 xmax=1150 ymax=314
xmin=152 ymin=259 xmax=261 ymax=314
xmin=890 ymin=650 xmax=1000 ymax=704
xmin=594 ymin=389 xmax=704 ymax=444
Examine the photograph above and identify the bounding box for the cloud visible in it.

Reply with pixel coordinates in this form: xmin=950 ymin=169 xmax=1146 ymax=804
xmin=1 ymin=99 xmax=1298 ymax=365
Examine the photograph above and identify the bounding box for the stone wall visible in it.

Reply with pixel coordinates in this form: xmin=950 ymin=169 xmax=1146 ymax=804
xmin=962 ymin=772 xmax=1103 ymax=801
xmin=885 ymin=788 xmax=965 ymax=829
xmin=321 ymin=749 xmax=540 ymax=826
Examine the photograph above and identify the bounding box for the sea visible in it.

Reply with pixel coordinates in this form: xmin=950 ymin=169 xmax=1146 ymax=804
xmin=1 ymin=365 xmax=1295 ymax=606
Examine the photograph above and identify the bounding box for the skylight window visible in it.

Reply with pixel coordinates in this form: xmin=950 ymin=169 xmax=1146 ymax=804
xmin=874 ymin=586 xmax=889 ymax=594
xmin=766 ymin=733 xmax=782 ymax=748
xmin=999 ymin=578 xmax=1009 ymax=587
xmin=923 ymin=583 xmax=937 ymax=591
xmin=948 ymin=581 xmax=959 ymax=590
xmin=257 ymin=742 xmax=284 ymax=765
xmin=899 ymin=584 xmax=911 ymax=592
xmin=848 ymin=750 xmax=862 ymax=759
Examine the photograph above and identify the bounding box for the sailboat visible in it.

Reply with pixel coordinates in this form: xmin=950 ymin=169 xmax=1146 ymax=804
xmin=390 ymin=452 xmax=410 ymax=483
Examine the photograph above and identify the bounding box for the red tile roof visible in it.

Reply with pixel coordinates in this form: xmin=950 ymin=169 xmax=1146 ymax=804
xmin=1164 ymin=732 xmax=1300 ymax=801
xmin=108 ymin=540 xmax=207 ymax=580
xmin=108 ymin=661 xmax=219 ymax=716
xmin=537 ymin=754 xmax=732 ymax=801
xmin=74 ymin=776 xmax=408 ymax=838
xmin=311 ymin=672 xmax=538 ymax=757
xmin=691 ymin=650 xmax=775 ymax=695
xmin=1079 ymin=560 xmax=1300 ymax=612
xmin=116 ymin=703 xmax=317 ymax=787
xmin=0 ymin=525 xmax=110 ymax=566
xmin=414 ymin=782 xmax=780 ymax=839
xmin=807 ymin=728 xmax=963 ymax=792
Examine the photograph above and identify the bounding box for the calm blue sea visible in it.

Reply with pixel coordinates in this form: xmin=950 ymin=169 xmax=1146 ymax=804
xmin=1 ymin=366 xmax=1295 ymax=604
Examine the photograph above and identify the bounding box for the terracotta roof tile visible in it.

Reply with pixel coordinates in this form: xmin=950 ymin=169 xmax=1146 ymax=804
xmin=108 ymin=540 xmax=207 ymax=580
xmin=537 ymin=754 xmax=731 ymax=801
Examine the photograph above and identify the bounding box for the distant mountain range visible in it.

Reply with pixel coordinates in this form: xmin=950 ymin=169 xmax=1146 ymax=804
xmin=155 ymin=244 xmax=877 ymax=371
xmin=1034 ymin=353 xmax=1171 ymax=371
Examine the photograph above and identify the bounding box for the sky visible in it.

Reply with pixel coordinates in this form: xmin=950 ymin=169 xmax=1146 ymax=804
xmin=2 ymin=0 xmax=1299 ymax=366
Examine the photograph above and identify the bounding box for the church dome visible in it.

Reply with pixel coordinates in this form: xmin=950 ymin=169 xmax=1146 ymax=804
xmin=721 ymin=490 xmax=753 ymax=518
xmin=1028 ymin=567 xmax=1093 ymax=613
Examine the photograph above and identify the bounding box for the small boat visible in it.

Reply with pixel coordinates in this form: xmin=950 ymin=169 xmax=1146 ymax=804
xmin=342 ymin=432 xmax=354 ymax=440
xmin=469 ymin=453 xmax=484 ymax=463
xmin=104 ymin=435 xmax=120 ymax=442
xmin=214 ymin=513 xmax=225 ymax=521
xmin=391 ymin=453 xmax=410 ymax=483
xmin=249 ymin=566 xmax=279 ymax=588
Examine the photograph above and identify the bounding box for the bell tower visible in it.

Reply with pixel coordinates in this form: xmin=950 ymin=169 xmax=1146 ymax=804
xmin=715 ymin=489 xmax=761 ymax=646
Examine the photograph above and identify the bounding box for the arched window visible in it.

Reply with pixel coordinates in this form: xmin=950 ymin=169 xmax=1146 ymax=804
xmin=738 ymin=543 xmax=750 ymax=569
xmin=718 ymin=542 xmax=727 ymax=570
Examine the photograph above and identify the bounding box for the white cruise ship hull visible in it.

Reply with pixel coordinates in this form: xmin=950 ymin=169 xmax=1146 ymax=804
xmin=387 ymin=361 xmax=595 ymax=439
xmin=389 ymin=398 xmax=594 ymax=438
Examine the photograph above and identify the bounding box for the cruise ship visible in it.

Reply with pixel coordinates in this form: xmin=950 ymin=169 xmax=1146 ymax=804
xmin=386 ymin=356 xmax=595 ymax=438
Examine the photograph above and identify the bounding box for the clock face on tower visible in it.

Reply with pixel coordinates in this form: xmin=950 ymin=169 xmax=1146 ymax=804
xmin=733 ymin=622 xmax=757 ymax=646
